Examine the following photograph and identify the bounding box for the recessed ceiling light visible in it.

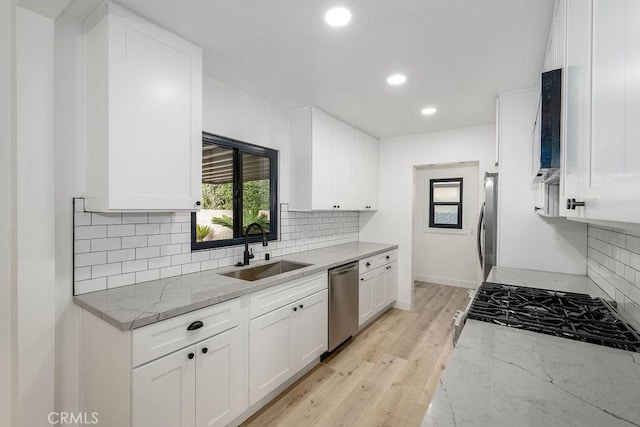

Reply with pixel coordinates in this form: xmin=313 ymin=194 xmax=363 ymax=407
xmin=324 ymin=7 xmax=351 ymax=27
xmin=387 ymin=74 xmax=406 ymax=86
xmin=421 ymin=107 xmax=437 ymax=115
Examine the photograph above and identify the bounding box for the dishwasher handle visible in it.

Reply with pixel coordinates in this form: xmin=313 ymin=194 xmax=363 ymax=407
xmin=331 ymin=264 xmax=359 ymax=276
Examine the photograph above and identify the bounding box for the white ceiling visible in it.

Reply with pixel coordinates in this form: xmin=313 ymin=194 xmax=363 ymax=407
xmin=100 ymin=0 xmax=554 ymax=138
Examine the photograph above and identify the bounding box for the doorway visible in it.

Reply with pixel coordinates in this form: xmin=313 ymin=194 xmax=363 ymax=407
xmin=412 ymin=161 xmax=480 ymax=290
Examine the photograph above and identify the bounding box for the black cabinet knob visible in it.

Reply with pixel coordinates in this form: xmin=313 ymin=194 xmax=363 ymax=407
xmin=360 ymin=278 xmax=364 ymax=281
xmin=188 ymin=352 xmax=195 ymax=360
xmin=299 ymin=304 xmax=304 ymax=309
xmin=195 ymin=201 xmax=201 ymax=206
xmin=386 ymin=255 xmax=390 ymax=260
xmin=387 ymin=266 xmax=391 ymax=270
xmin=187 ymin=321 xmax=203 ymax=331
xmin=534 ymin=207 xmax=542 ymax=211
xmin=293 ymin=307 xmax=297 ymax=311
xmin=366 ymin=262 xmax=371 ymax=267
xmin=202 ymin=347 xmax=208 ymax=354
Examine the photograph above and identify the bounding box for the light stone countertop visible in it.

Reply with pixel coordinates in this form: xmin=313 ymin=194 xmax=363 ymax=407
xmin=422 ymin=266 xmax=640 ymax=427
xmin=73 ymin=241 xmax=397 ymax=331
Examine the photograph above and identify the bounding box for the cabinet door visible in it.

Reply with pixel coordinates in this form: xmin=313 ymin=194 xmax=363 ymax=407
xmin=132 ymin=347 xmax=196 ymax=427
xmin=332 ymin=120 xmax=355 ymax=209
xmin=195 ymin=327 xmax=247 ymax=427
xmin=374 ymin=267 xmax=386 ymax=313
xmin=384 ymin=261 xmax=398 ymax=305
xmin=249 ymin=305 xmax=294 ymax=405
xmin=293 ymin=290 xmax=328 ymax=370
xmin=561 ymin=0 xmax=591 ymax=218
xmin=358 ymin=271 xmax=375 ymax=327
xmin=311 ymin=112 xmax=335 ymax=210
xmin=555 ymin=0 xmax=567 ymax=69
xmin=354 ymin=131 xmax=379 ymax=211
xmin=585 ymin=0 xmax=640 ymax=223
xmin=86 ymin=3 xmax=202 ymax=211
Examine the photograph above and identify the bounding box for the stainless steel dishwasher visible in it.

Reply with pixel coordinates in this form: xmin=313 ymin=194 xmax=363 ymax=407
xmin=328 ymin=261 xmax=359 ymax=352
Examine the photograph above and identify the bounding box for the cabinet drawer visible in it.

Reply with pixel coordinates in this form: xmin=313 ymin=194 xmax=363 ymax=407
xmin=132 ymin=298 xmax=243 ymax=367
xmin=250 ymin=272 xmax=327 ymax=319
xmin=375 ymin=250 xmax=398 ymax=267
xmin=359 ymin=256 xmax=377 ymax=273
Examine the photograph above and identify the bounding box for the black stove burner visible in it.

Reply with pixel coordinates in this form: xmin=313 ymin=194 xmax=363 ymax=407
xmin=467 ymin=282 xmax=640 ymax=353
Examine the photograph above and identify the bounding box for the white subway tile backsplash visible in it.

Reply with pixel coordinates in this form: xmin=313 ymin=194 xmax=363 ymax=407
xmin=73 ymin=202 xmax=359 ymax=294
xmin=74 ymin=240 xmax=91 ymax=254
xmin=91 ymin=213 xmax=122 ymax=225
xmin=122 ymin=236 xmax=148 ymax=249
xmin=74 ymin=267 xmax=91 ymax=281
xmin=75 ymin=226 xmax=107 ymax=240
xmin=136 ymin=224 xmax=160 ymax=236
xmin=92 ymin=263 xmax=122 ymax=278
xmin=108 ymin=273 xmax=136 ymax=289
xmin=107 ymin=249 xmax=136 ymax=263
xmin=148 ymin=213 xmax=173 ymax=224
xmin=121 ymin=213 xmax=148 ymax=224
xmin=107 ymin=224 xmax=136 ymax=238
xmin=147 ymin=234 xmax=172 ymax=247
xmin=136 ymin=269 xmax=159 ymax=283
xmin=148 ymin=256 xmax=171 ymax=270
xmin=122 ymin=259 xmax=148 ymax=273
xmin=91 ymin=238 xmax=121 ymax=252
xmin=588 ymin=225 xmax=640 ymax=326
xmin=161 ymin=244 xmax=182 ymax=257
xmin=171 ymin=253 xmax=192 ymax=266
xmin=160 ymin=223 xmax=182 ymax=234
xmin=160 ymin=265 xmax=181 ymax=279
xmin=181 ymin=262 xmax=201 ymax=275
xmin=75 ymin=278 xmax=106 ymax=294
xmin=136 ymin=246 xmax=160 ymax=260
xmin=75 ymin=252 xmax=107 ymax=267
xmin=74 ymin=212 xmax=92 ymax=226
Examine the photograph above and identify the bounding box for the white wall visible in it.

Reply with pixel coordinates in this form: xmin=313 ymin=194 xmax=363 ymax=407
xmin=0 ymin=0 xmax=15 ymax=424
xmin=16 ymin=6 xmax=56 ymax=425
xmin=202 ymin=76 xmax=290 ymax=203
xmin=360 ymin=124 xmax=496 ymax=309
xmin=413 ymin=162 xmax=480 ymax=288
xmin=497 ymin=89 xmax=587 ymax=274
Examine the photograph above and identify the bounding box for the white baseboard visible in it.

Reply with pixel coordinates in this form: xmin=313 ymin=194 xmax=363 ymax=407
xmin=414 ymin=274 xmax=476 ymax=289
xmin=393 ymin=300 xmax=411 ymax=311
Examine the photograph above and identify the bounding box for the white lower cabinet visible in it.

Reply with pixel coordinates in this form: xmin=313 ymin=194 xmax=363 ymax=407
xmin=132 ymin=326 xmax=247 ymax=427
xmin=81 ymin=297 xmax=248 ymax=427
xmin=358 ymin=251 xmax=398 ymax=328
xmin=132 ymin=346 xmax=196 ymax=427
xmin=249 ymin=289 xmax=328 ymax=405
xmin=359 ymin=271 xmax=375 ymax=326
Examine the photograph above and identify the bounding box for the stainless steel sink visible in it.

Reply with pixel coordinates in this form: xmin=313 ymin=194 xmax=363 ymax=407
xmin=221 ymin=261 xmax=311 ymax=281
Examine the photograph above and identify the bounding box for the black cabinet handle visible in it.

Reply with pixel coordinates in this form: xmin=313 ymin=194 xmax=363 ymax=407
xmin=534 ymin=207 xmax=542 ymax=211
xmin=360 ymin=278 xmax=364 ymax=281
xmin=195 ymin=201 xmax=201 ymax=206
xmin=293 ymin=307 xmax=297 ymax=311
xmin=386 ymin=255 xmax=390 ymax=260
xmin=299 ymin=304 xmax=304 ymax=309
xmin=566 ymin=198 xmax=585 ymax=210
xmin=202 ymin=347 xmax=208 ymax=354
xmin=366 ymin=262 xmax=371 ymax=267
xmin=188 ymin=352 xmax=195 ymax=360
xmin=386 ymin=266 xmax=391 ymax=270
xmin=187 ymin=321 xmax=203 ymax=331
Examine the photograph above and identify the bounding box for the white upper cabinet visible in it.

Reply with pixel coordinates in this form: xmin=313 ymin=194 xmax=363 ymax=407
xmin=289 ymin=106 xmax=379 ymax=211
xmin=561 ymin=0 xmax=640 ymax=224
xmin=84 ymin=2 xmax=202 ymax=212
xmin=561 ymin=0 xmax=591 ymax=219
xmin=354 ymin=130 xmax=379 ymax=210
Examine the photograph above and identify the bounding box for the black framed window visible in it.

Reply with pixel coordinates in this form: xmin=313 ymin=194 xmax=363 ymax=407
xmin=191 ymin=133 xmax=278 ymax=250
xmin=429 ymin=178 xmax=463 ymax=229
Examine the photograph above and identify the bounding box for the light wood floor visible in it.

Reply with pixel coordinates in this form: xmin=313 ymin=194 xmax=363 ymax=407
xmin=241 ymin=282 xmax=470 ymax=427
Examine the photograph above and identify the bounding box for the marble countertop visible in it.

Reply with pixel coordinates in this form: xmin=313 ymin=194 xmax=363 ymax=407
xmin=74 ymin=241 xmax=397 ymax=331
xmin=422 ymin=267 xmax=640 ymax=427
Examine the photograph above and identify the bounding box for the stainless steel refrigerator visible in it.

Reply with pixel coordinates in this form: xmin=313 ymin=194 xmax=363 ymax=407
xmin=477 ymin=172 xmax=498 ymax=280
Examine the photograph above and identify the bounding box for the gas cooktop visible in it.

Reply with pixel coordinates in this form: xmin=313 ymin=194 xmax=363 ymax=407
xmin=467 ymin=282 xmax=640 ymax=353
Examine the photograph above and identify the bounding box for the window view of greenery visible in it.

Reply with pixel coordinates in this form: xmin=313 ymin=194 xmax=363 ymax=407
xmin=194 ymin=138 xmax=275 ymax=246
